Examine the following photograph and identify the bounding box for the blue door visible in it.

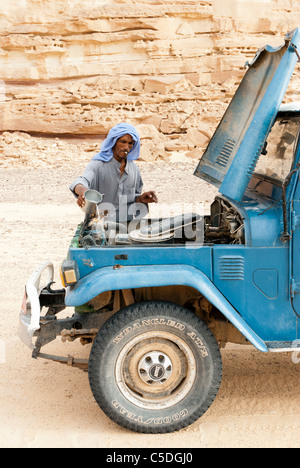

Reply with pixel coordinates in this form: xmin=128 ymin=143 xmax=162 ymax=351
xmin=291 ymin=199 xmax=300 ymax=320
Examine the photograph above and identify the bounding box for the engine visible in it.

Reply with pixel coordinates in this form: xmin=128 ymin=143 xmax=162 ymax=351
xmin=80 ymin=212 xmax=203 ymax=247
xmin=205 ymin=198 xmax=245 ymax=245
xmin=78 ymin=190 xmax=244 ymax=248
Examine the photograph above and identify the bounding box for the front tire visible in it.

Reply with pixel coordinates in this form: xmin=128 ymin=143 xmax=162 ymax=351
xmin=88 ymin=301 xmax=222 ymax=433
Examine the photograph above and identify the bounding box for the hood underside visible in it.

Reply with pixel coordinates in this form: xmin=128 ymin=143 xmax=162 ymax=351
xmin=194 ymin=28 xmax=300 ymax=202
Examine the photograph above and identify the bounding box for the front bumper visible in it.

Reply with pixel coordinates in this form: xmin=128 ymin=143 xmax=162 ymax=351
xmin=18 ymin=261 xmax=54 ymax=349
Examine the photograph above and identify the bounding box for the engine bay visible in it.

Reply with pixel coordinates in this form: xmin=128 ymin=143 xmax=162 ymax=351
xmin=72 ymin=193 xmax=245 ymax=249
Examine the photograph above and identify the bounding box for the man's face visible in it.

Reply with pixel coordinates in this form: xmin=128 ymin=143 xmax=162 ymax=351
xmin=113 ymin=134 xmax=134 ymax=162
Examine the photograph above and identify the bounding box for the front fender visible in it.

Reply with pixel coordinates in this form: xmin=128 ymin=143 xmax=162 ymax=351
xmin=65 ymin=264 xmax=268 ymax=352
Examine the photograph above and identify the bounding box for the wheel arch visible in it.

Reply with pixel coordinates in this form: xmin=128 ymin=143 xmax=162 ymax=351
xmin=65 ymin=264 xmax=268 ymax=352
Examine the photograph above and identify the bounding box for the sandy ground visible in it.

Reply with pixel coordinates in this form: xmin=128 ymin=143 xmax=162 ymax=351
xmin=0 ymin=161 xmax=299 ymax=448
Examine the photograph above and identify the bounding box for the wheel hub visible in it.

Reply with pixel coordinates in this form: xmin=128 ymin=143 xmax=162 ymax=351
xmin=138 ymin=351 xmax=172 ymax=385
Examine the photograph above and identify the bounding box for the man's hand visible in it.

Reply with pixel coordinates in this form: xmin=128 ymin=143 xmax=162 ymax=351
xmin=136 ymin=191 xmax=158 ymax=204
xmin=75 ymin=184 xmax=88 ymax=208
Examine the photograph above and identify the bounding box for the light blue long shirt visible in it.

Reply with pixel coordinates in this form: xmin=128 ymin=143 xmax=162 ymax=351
xmin=70 ymin=157 xmax=145 ymax=221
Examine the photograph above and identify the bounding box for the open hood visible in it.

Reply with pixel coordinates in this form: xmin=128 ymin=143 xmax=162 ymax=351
xmin=194 ymin=28 xmax=300 ymax=202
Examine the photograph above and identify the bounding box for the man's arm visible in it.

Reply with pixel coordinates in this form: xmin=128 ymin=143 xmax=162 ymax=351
xmin=70 ymin=161 xmax=99 ymax=208
xmin=134 ymin=168 xmax=158 ymax=205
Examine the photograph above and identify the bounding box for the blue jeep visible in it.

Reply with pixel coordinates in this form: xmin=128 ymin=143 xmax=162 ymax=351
xmin=19 ymin=29 xmax=300 ymax=434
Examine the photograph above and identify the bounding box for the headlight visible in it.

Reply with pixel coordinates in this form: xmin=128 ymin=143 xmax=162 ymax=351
xmin=60 ymin=260 xmax=79 ymax=287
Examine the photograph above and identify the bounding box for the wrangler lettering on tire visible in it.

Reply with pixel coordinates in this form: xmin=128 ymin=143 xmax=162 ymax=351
xmin=88 ymin=301 xmax=222 ymax=434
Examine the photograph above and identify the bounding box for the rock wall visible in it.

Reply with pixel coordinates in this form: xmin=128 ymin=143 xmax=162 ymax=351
xmin=1 ymin=0 xmax=300 ymax=163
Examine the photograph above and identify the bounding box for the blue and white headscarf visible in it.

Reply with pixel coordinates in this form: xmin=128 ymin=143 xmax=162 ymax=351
xmin=92 ymin=123 xmax=141 ymax=162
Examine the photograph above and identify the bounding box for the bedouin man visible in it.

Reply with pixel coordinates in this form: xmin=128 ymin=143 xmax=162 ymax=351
xmin=70 ymin=123 xmax=158 ymax=221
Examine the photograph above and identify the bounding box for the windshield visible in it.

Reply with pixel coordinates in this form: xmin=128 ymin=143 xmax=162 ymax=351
xmin=255 ymin=114 xmax=300 ymax=183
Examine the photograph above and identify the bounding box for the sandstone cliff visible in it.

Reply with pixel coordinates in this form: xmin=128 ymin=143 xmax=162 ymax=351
xmin=1 ymin=0 xmax=300 ymax=164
